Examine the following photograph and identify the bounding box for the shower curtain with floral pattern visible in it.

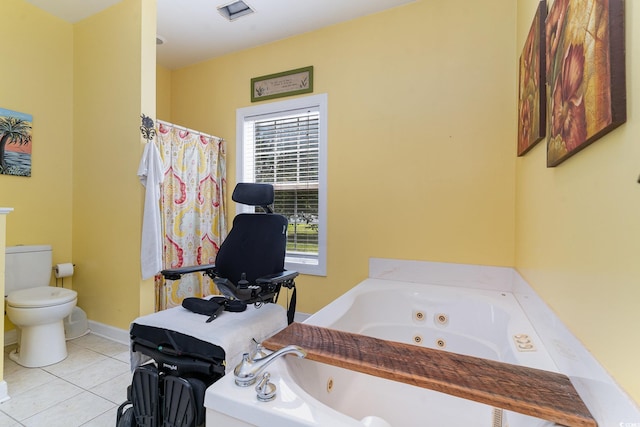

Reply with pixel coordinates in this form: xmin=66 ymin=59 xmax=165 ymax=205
xmin=154 ymin=122 xmax=227 ymax=310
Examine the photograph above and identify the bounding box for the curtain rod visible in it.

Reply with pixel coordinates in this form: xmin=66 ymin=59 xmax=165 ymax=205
xmin=156 ymin=119 xmax=224 ymax=141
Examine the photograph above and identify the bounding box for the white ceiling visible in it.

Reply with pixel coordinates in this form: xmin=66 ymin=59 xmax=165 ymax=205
xmin=24 ymin=0 xmax=415 ymax=70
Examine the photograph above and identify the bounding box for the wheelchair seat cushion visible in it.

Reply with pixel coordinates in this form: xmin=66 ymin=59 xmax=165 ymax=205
xmin=130 ymin=300 xmax=288 ymax=374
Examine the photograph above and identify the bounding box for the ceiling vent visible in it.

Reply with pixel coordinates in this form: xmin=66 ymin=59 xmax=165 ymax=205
xmin=217 ymin=0 xmax=255 ymax=21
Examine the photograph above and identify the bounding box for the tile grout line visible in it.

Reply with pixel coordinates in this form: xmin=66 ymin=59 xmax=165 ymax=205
xmin=2 ymin=333 xmax=130 ymax=426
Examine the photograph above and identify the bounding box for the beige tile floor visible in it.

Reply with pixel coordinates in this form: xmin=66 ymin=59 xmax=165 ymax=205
xmin=0 ymin=334 xmax=131 ymax=427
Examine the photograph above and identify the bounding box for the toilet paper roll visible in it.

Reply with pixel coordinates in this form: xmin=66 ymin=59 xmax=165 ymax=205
xmin=54 ymin=263 xmax=74 ymax=278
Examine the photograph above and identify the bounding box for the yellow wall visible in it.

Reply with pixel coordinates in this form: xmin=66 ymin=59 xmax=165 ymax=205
xmin=516 ymin=0 xmax=640 ymax=403
xmin=73 ymin=0 xmax=156 ymax=328
xmin=0 ymin=211 xmax=10 ymax=383
xmin=139 ymin=0 xmax=158 ymax=316
xmin=2 ymin=0 xmax=637 ymax=405
xmin=0 ymin=0 xmax=74 ymax=334
xmin=0 ymin=0 xmax=74 ymax=274
xmin=168 ymin=0 xmax=518 ymax=313
xmin=164 ymin=0 xmax=640 ymax=403
xmin=156 ymin=64 xmax=172 ymax=121
xmin=1 ymin=0 xmax=155 ymax=347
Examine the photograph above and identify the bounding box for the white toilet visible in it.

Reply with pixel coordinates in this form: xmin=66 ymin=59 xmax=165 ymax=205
xmin=5 ymin=245 xmax=77 ymax=367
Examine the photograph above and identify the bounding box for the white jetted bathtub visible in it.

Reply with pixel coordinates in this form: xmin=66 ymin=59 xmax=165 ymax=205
xmin=204 ymin=259 xmax=640 ymax=426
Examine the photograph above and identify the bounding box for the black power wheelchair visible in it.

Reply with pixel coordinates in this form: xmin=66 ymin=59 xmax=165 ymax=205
xmin=117 ymin=183 xmax=298 ymax=427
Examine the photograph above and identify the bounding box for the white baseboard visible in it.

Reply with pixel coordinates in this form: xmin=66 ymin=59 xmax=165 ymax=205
xmin=5 ymin=312 xmax=308 ymax=350
xmin=87 ymin=311 xmax=309 ymax=343
xmin=3 ymin=329 xmax=17 ymax=346
xmin=4 ymin=320 xmax=129 ymax=347
xmin=0 ymin=380 xmax=9 ymax=403
xmin=294 ymin=312 xmax=311 ymax=323
xmin=87 ymin=320 xmax=129 ymax=345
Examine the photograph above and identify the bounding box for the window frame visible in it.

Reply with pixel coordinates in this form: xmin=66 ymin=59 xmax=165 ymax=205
xmin=236 ymin=93 xmax=327 ymax=276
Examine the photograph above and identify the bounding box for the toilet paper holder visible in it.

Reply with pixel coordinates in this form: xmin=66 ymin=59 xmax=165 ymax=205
xmin=52 ymin=264 xmax=75 ymax=288
xmin=53 ymin=263 xmax=75 ymax=278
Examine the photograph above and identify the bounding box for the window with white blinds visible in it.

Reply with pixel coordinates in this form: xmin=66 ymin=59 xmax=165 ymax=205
xmin=237 ymin=94 xmax=327 ymax=276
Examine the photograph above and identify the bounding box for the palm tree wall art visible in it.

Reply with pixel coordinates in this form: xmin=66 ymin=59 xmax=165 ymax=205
xmin=0 ymin=108 xmax=32 ymax=177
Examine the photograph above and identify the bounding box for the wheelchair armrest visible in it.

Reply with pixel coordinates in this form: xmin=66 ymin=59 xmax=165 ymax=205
xmin=255 ymin=270 xmax=299 ymax=286
xmin=161 ymin=264 xmax=217 ymax=281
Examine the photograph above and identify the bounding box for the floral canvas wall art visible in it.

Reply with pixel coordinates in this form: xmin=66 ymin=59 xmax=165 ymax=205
xmin=545 ymin=0 xmax=626 ymax=167
xmin=518 ymin=1 xmax=546 ymax=157
xmin=0 ymin=108 xmax=32 ymax=177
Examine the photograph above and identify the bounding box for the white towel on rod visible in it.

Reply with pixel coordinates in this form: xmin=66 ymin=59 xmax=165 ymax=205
xmin=138 ymin=141 xmax=164 ymax=280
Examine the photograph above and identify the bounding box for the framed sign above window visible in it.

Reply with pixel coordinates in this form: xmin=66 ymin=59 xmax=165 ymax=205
xmin=251 ymin=66 xmax=313 ymax=102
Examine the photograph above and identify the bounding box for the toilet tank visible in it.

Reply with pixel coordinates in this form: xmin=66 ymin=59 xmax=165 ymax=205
xmin=5 ymin=245 xmax=53 ymax=295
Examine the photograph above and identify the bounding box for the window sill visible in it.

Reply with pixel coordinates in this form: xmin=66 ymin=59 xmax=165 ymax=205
xmin=286 ymin=256 xmax=326 ymax=277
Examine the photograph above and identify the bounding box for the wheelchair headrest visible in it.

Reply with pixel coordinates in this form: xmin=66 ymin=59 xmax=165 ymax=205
xmin=232 ymin=183 xmax=274 ymax=212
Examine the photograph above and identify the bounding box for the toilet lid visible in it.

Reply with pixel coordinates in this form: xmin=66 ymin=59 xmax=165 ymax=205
xmin=7 ymin=287 xmax=77 ymax=308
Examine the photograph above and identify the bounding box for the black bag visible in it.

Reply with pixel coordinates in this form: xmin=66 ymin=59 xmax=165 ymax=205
xmin=182 ymin=297 xmax=246 ymax=322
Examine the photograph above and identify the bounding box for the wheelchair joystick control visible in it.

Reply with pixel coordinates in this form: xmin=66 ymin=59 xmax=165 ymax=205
xmin=238 ymin=272 xmax=249 ymax=289
xmin=255 ymin=372 xmax=276 ymax=402
xmin=236 ymin=272 xmax=253 ymax=300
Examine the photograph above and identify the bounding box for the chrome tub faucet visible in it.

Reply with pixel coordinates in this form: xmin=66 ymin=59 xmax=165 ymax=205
xmin=234 ymin=344 xmax=307 ymax=386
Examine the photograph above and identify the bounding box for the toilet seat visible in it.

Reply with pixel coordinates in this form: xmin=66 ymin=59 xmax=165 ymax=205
xmin=7 ymin=287 xmax=77 ymax=308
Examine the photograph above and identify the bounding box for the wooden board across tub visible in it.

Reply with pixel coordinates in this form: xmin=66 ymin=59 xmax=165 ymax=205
xmin=263 ymin=322 xmax=596 ymax=427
